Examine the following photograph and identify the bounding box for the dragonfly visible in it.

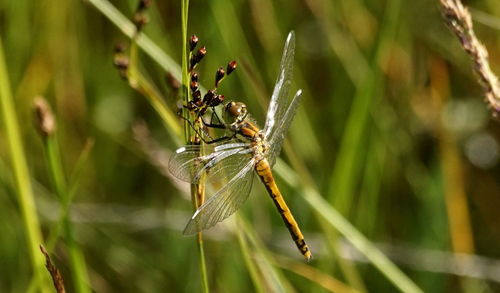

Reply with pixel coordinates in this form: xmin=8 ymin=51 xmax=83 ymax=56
xmin=169 ymin=31 xmax=311 ymax=260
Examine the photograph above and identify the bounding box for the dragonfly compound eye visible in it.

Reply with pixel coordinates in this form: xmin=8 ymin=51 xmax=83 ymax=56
xmin=239 ymin=104 xmax=248 ymax=119
xmin=225 ymin=102 xmax=246 ymax=117
xmin=222 ymin=101 xmax=244 ymax=124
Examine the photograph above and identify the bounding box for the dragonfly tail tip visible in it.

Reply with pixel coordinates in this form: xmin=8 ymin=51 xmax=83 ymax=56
xmin=304 ymin=252 xmax=313 ymax=262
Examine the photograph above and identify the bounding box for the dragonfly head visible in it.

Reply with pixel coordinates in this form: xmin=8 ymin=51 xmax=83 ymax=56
xmin=223 ymin=101 xmax=248 ymax=124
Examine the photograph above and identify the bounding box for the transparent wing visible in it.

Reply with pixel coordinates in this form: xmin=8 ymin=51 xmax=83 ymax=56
xmin=200 ymin=148 xmax=253 ymax=184
xmin=267 ymin=89 xmax=302 ymax=166
xmin=183 ymin=159 xmax=255 ymax=234
xmin=263 ymin=31 xmax=296 ymax=138
xmin=168 ymin=141 xmax=251 ymax=183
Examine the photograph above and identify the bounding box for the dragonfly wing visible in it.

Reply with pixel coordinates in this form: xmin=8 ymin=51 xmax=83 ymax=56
xmin=267 ymin=89 xmax=302 ymax=166
xmin=168 ymin=141 xmax=250 ymax=183
xmin=200 ymin=148 xmax=253 ymax=184
xmin=264 ymin=31 xmax=296 ymax=138
xmin=183 ymin=159 xmax=256 ymax=235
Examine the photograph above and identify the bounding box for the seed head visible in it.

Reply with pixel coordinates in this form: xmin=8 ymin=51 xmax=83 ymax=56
xmin=227 ymin=60 xmax=237 ymax=75
xmin=189 ymin=35 xmax=199 ymax=52
xmin=34 ymin=97 xmax=56 ymax=138
xmin=215 ymin=67 xmax=225 ymax=88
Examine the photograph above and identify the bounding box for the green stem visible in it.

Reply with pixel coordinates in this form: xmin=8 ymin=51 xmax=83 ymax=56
xmin=0 ymin=38 xmax=51 ymax=293
xmin=181 ymin=0 xmax=192 ymax=142
xmin=46 ymin=136 xmax=67 ymax=202
xmin=236 ymin=221 xmax=266 ymax=293
xmin=45 ymin=140 xmax=94 ymax=251
xmin=181 ymin=1 xmax=209 ymax=292
xmin=197 ymin=235 xmax=209 ymax=293
xmin=303 ymin=188 xmax=423 ymax=293
xmin=45 ymin=135 xmax=91 ymax=293
xmin=238 ymin=215 xmax=294 ymax=293
xmin=127 ymin=40 xmax=182 ymax=145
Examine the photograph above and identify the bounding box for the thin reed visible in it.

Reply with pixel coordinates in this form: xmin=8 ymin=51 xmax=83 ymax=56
xmin=33 ymin=97 xmax=91 ymax=293
xmin=1 ymin=0 xmax=500 ymax=292
xmin=0 ymin=39 xmax=51 ymax=293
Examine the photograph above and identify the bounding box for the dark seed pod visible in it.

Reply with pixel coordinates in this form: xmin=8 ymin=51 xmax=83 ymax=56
xmin=203 ymin=89 xmax=216 ymax=104
xmin=190 ymin=81 xmax=199 ymax=93
xmin=186 ymin=100 xmax=195 ymax=110
xmin=113 ymin=56 xmax=129 ymax=70
xmin=189 ymin=59 xmax=197 ymax=72
xmin=114 ymin=42 xmax=127 ymax=53
xmin=189 ymin=35 xmax=199 ymax=52
xmin=189 ymin=46 xmax=206 ymax=71
xmin=193 ymin=90 xmax=202 ymax=101
xmin=227 ymin=60 xmax=237 ymax=75
xmin=190 ymin=72 xmax=199 ymax=83
xmin=133 ymin=13 xmax=149 ymax=30
xmin=113 ymin=55 xmax=129 ymax=79
xmin=138 ymin=0 xmax=151 ymax=10
xmin=194 ymin=98 xmax=204 ymax=107
xmin=210 ymin=94 xmax=224 ymax=107
xmin=215 ymin=67 xmax=225 ymax=87
xmin=196 ymin=46 xmax=207 ymax=61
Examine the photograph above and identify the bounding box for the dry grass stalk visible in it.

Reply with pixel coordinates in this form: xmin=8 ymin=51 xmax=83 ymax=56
xmin=439 ymin=0 xmax=500 ymax=112
xmin=39 ymin=245 xmax=66 ymax=293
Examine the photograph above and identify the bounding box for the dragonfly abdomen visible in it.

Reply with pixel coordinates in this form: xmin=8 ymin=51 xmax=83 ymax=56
xmin=255 ymin=159 xmax=312 ymax=261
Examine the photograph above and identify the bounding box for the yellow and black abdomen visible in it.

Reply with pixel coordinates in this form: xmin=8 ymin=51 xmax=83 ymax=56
xmin=255 ymin=159 xmax=312 ymax=261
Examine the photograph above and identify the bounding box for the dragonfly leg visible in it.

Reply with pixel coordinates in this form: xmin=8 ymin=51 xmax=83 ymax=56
xmin=201 ymin=116 xmax=225 ymax=129
xmin=176 ymin=107 xmax=184 ymax=119
xmin=203 ymin=133 xmax=235 ymax=144
xmin=176 ymin=105 xmax=233 ymax=144
xmin=198 ymin=108 xmax=225 ymax=129
xmin=210 ymin=107 xmax=224 ymax=125
xmin=176 ymin=112 xmax=218 ymax=142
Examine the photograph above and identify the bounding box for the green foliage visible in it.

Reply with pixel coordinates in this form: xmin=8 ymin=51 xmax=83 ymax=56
xmin=1 ymin=0 xmax=499 ymax=292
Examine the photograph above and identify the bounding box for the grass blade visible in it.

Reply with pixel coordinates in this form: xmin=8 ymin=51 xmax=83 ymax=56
xmin=303 ymin=188 xmax=423 ymax=293
xmin=238 ymin=215 xmax=296 ymax=293
xmin=273 ymin=158 xmax=423 ymax=293
xmin=80 ymin=1 xmax=422 ymax=292
xmin=236 ymin=227 xmax=266 ymax=293
xmin=0 ymin=38 xmax=51 ymax=293
xmin=180 ymin=1 xmax=209 ymax=292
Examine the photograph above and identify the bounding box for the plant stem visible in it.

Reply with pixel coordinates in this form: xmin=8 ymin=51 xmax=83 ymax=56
xmin=127 ymin=40 xmax=182 ymax=145
xmin=236 ymin=227 xmax=266 ymax=293
xmin=44 ymin=140 xmax=94 ymax=251
xmin=304 ymin=188 xmax=423 ymax=293
xmin=45 ymin=134 xmax=91 ymax=293
xmin=181 ymin=1 xmax=209 ymax=292
xmin=238 ymin=215 xmax=294 ymax=293
xmin=0 ymin=38 xmax=51 ymax=293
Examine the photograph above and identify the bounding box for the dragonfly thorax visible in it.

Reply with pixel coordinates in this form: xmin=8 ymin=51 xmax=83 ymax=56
xmin=252 ymin=131 xmax=269 ymax=162
xmin=223 ymin=101 xmax=268 ymax=160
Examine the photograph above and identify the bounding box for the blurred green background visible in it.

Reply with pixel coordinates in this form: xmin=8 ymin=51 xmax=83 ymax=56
xmin=1 ymin=0 xmax=500 ymax=292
